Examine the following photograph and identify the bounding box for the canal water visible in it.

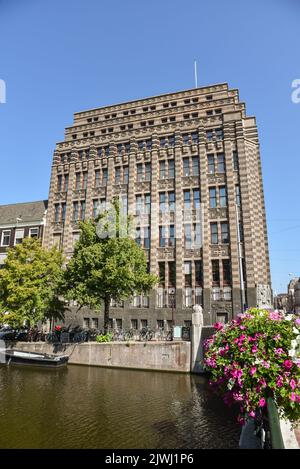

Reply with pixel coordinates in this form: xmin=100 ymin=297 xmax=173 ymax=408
xmin=0 ymin=365 xmax=239 ymax=449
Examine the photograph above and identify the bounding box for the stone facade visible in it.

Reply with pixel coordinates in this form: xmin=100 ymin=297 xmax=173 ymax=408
xmin=43 ymin=84 xmax=271 ymax=328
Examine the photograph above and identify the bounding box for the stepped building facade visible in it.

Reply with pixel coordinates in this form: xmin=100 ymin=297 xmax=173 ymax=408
xmin=43 ymin=83 xmax=272 ymax=329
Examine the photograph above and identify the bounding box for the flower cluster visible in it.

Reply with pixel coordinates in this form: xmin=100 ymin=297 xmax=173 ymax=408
xmin=204 ymin=309 xmax=300 ymax=425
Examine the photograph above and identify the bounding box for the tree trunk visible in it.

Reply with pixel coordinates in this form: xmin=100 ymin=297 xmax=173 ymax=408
xmin=104 ymin=296 xmax=110 ymax=334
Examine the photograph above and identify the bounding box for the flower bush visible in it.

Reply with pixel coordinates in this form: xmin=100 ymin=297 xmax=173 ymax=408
xmin=204 ymin=308 xmax=300 ymax=425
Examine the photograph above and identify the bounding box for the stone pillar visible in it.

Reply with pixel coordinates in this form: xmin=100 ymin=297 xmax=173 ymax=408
xmin=191 ymin=305 xmax=204 ymax=373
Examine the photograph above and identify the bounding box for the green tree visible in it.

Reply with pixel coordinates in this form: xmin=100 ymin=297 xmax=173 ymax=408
xmin=0 ymin=237 xmax=65 ymax=326
xmin=64 ymin=199 xmax=158 ymax=332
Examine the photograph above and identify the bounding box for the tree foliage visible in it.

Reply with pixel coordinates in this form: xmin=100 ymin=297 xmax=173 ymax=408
xmin=64 ymin=199 xmax=158 ymax=330
xmin=0 ymin=237 xmax=65 ymax=326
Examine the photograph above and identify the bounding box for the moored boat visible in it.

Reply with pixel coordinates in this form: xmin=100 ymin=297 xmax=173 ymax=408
xmin=0 ymin=349 xmax=69 ymax=368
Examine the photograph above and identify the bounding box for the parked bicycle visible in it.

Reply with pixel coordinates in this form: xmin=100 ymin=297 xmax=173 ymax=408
xmin=139 ymin=327 xmax=154 ymax=342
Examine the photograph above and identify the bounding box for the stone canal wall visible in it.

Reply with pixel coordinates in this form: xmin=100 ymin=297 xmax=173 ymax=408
xmin=13 ymin=341 xmax=191 ymax=373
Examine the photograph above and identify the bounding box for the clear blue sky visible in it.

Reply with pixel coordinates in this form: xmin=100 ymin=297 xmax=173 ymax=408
xmin=0 ymin=0 xmax=299 ymax=293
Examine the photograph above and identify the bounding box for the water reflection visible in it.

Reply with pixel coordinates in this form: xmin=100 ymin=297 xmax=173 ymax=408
xmin=0 ymin=365 xmax=239 ymax=449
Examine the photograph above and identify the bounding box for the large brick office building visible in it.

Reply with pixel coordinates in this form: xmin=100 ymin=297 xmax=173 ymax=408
xmin=43 ymin=83 xmax=272 ymax=329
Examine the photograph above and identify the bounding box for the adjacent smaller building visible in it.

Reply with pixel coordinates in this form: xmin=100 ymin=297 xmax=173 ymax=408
xmin=274 ymin=277 xmax=300 ymax=314
xmin=0 ymin=200 xmax=48 ymax=266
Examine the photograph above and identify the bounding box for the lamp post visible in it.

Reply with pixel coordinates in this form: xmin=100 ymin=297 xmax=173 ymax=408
xmin=169 ymin=287 xmax=176 ymax=341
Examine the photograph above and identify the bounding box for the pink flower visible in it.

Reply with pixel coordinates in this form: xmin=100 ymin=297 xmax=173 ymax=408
xmin=273 ymin=334 xmax=281 ymax=341
xmin=290 ymin=393 xmax=296 ymax=402
xmin=239 ymin=325 xmax=246 ymax=330
xmin=249 ymin=410 xmax=256 ymax=418
xmin=213 ymin=322 xmax=224 ymax=331
xmin=250 ymin=367 xmax=257 ymax=376
xmin=275 ymin=348 xmax=284 ymax=355
xmin=295 ymin=318 xmax=300 ymax=326
xmin=276 ymin=376 xmax=284 ymax=388
xmin=259 ymin=398 xmax=266 ymax=408
xmin=290 ymin=379 xmax=296 ymax=391
xmin=251 ymin=345 xmax=258 ymax=353
xmin=284 ymin=360 xmax=293 ymax=370
xmin=269 ymin=311 xmax=282 ymax=321
xmin=262 ymin=361 xmax=270 ymax=369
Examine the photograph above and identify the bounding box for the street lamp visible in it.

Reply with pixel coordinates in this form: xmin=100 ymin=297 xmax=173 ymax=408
xmin=169 ymin=287 xmax=176 ymax=341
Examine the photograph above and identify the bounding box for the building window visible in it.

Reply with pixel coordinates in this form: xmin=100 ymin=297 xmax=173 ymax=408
xmin=125 ymin=142 xmax=131 ymax=154
xmin=159 ymin=193 xmax=166 ymax=213
xmin=239 ymin=222 xmax=244 ymax=243
xmin=146 ymin=139 xmax=152 ymax=151
xmin=15 ymin=229 xmax=24 ymax=245
xmin=137 ymin=164 xmax=143 ymax=182
xmin=212 ymin=287 xmax=221 ymax=301
xmin=184 ymin=287 xmax=193 ymax=307
xmin=91 ymin=318 xmax=99 ymax=329
xmin=160 ymin=137 xmax=166 ymax=147
xmin=168 ymin=159 xmax=175 ymax=178
xmin=235 ymin=185 xmax=241 ymax=206
xmin=169 ymin=191 xmax=175 ymax=212
xmin=73 ymin=202 xmax=79 ymax=222
xmin=193 ymin=189 xmax=200 ymax=209
xmin=95 ymin=170 xmax=100 ymax=188
xmin=131 ymin=319 xmax=138 ymax=330
xmin=216 ymin=128 xmax=223 ymax=140
xmin=159 ymin=161 xmax=166 ymax=179
xmin=54 ymin=204 xmax=60 ymax=223
xmin=83 ymin=318 xmax=90 ymax=328
xmin=145 ymin=162 xmax=151 ymax=181
xmin=194 ymin=223 xmax=201 ymax=248
xmin=61 ymin=204 xmax=66 ymax=223
xmin=221 ymin=222 xmax=229 ymax=244
xmin=136 ymin=195 xmax=142 ymax=216
xmin=123 ymin=166 xmax=129 ymax=184
xmin=233 ymin=151 xmax=239 ymax=171
xmin=116 ymin=319 xmax=122 ymax=329
xmin=80 ymin=201 xmax=86 ymax=220
xmin=1 ymin=230 xmax=11 ymax=247
xmin=212 ymin=260 xmax=220 ymax=284
xmin=115 ymin=167 xmax=121 ymax=184
xmin=217 ymin=154 xmax=225 ymax=173
xmin=209 ymin=187 xmax=217 ymax=208
xmin=169 ymin=225 xmax=175 ymax=247
xmin=208 ymin=155 xmax=215 ymax=174
xmin=184 ymin=261 xmax=192 ymax=286
xmin=83 ymin=172 xmax=88 ymax=190
xmin=183 ymin=158 xmax=190 ymax=176
xmin=75 ymin=173 xmax=81 ymax=191
xmin=206 ymin=130 xmax=213 ymax=141
xmin=97 ymin=147 xmax=103 ymax=158
xmin=159 ymin=262 xmax=165 ymax=286
xmin=159 ymin=226 xmax=166 ymax=247
xmin=184 ymin=190 xmax=191 ymax=209
xmin=168 ymin=261 xmax=176 ymax=286
xmin=182 ymin=133 xmax=189 ymax=145
xmin=143 ymin=226 xmax=150 ymax=249
xmin=145 ymin=194 xmax=151 ymax=214
xmin=156 ymin=288 xmax=165 ymax=308
xmin=195 ymin=261 xmax=203 ymax=286
xmin=184 ymin=224 xmax=192 ymax=249
xmin=102 ymin=168 xmax=108 ymax=186
xmin=223 ymin=287 xmax=232 ymax=301
xmin=210 ymin=223 xmax=218 ymax=244
xmin=195 ymin=287 xmax=203 ymax=305
xmin=64 ymin=174 xmax=69 ymax=192
xmin=219 ymin=186 xmax=227 ymax=207
xmin=57 ymin=175 xmax=63 ymax=192
xmin=192 ymin=157 xmax=199 ymax=176
xmin=135 ymin=227 xmax=141 ymax=246
xmin=157 ymin=319 xmax=164 ymax=330
xmin=191 ymin=132 xmax=199 ymax=144
xmin=223 ymin=259 xmax=231 ymax=285
xmin=141 ymin=319 xmax=148 ymax=328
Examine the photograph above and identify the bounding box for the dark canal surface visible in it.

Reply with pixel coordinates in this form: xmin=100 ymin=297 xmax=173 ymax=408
xmin=0 ymin=365 xmax=240 ymax=449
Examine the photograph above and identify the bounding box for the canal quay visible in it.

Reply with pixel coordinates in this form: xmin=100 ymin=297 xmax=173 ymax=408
xmin=0 ymin=364 xmax=240 ymax=449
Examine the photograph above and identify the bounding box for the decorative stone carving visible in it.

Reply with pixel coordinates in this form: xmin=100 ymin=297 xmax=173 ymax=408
xmin=256 ymin=284 xmax=272 ymax=309
xmin=192 ymin=304 xmax=204 ymax=327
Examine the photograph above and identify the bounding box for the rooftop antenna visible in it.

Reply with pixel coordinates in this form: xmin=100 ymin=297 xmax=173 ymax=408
xmin=194 ymin=60 xmax=198 ymax=88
